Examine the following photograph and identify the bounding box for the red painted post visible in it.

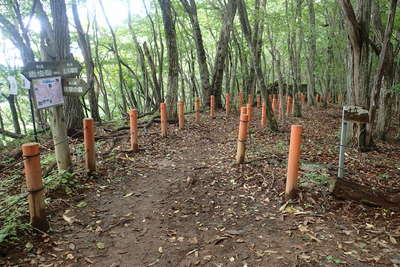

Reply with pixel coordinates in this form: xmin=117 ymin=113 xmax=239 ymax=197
xmin=160 ymin=103 xmax=168 ymax=137
xmin=210 ymin=95 xmax=216 ymax=119
xmin=285 ymin=125 xmax=303 ymax=198
xmin=178 ymin=100 xmax=185 ymax=129
xmin=22 ymin=143 xmax=49 ymax=231
xmin=226 ymin=93 xmax=231 ymax=115
xmin=129 ymin=109 xmax=139 ymax=152
xmin=83 ymin=118 xmax=96 ymax=171
xmin=236 ymin=107 xmax=248 ymax=164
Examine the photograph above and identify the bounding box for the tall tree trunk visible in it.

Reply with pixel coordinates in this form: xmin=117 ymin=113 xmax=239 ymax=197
xmin=72 ymin=3 xmax=100 ymax=122
xmin=306 ymin=0 xmax=317 ymax=106
xmin=99 ymin=0 xmax=128 ymax=114
xmin=365 ymin=0 xmax=397 ymax=146
xmin=179 ymin=0 xmax=211 ymax=106
xmin=338 ymin=0 xmax=372 ymax=151
xmin=210 ymin=0 xmax=237 ymax=108
xmin=159 ymin=0 xmax=179 ymax=120
xmin=6 ymin=94 xmax=21 ymax=134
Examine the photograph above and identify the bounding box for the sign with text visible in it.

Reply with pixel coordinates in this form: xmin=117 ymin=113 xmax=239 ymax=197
xmin=62 ymin=78 xmax=88 ymax=96
xmin=22 ymin=60 xmax=82 ymax=80
xmin=32 ymin=77 xmax=64 ymax=109
xmin=343 ymin=105 xmax=369 ymax=123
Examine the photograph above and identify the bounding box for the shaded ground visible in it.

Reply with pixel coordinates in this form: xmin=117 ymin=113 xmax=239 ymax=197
xmin=1 ymin=104 xmax=400 ymax=266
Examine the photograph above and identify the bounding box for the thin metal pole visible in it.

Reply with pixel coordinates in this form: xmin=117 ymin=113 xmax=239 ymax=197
xmin=338 ymin=107 xmax=347 ymax=178
xmin=28 ymin=86 xmax=38 ymax=142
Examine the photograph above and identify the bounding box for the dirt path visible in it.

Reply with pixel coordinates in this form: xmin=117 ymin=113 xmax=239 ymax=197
xmin=3 ymin=107 xmax=400 ymax=266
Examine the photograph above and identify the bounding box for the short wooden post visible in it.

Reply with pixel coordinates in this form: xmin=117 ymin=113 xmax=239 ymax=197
xmin=22 ymin=143 xmax=49 ymax=231
xmin=301 ymin=93 xmax=306 ymax=105
xmin=247 ymin=103 xmax=252 ymax=127
xmin=286 ymin=96 xmax=293 ymax=115
xmin=178 ymin=100 xmax=185 ymax=129
xmin=238 ymin=92 xmax=243 ymax=110
xmin=261 ymin=102 xmax=267 ymax=128
xmin=210 ymin=95 xmax=216 ymax=119
xmin=285 ymin=125 xmax=303 ymax=199
xmin=248 ymin=94 xmax=253 ymax=106
xmin=226 ymin=93 xmax=231 ymax=115
xmin=129 ymin=109 xmax=139 ymax=152
xmin=272 ymin=96 xmax=277 ymax=113
xmin=195 ymin=98 xmax=201 ymax=122
xmin=160 ymin=103 xmax=168 ymax=137
xmin=256 ymin=94 xmax=261 ymax=108
xmin=83 ymin=118 xmax=96 ymax=171
xmin=236 ymin=107 xmax=248 ymax=164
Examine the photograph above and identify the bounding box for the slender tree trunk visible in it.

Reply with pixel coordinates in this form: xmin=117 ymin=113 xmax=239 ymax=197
xmin=210 ymin=0 xmax=237 ymax=108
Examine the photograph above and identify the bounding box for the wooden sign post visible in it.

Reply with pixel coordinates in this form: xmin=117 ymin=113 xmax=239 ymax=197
xmin=22 ymin=59 xmax=83 ymax=171
xmin=338 ymin=106 xmax=369 ymax=178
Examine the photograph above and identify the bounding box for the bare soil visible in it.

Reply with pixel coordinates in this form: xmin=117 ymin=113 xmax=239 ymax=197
xmin=2 ymin=105 xmax=400 ymax=266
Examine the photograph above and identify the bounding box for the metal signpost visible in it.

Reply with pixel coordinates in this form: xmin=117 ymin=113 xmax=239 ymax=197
xmin=338 ymin=105 xmax=369 ymax=178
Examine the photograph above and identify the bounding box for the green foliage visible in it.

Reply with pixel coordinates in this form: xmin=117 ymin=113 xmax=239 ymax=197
xmin=303 ymin=172 xmax=329 ymax=185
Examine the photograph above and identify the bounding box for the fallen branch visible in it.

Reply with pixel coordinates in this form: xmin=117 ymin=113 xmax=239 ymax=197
xmin=331 ymin=178 xmax=400 ymax=209
xmin=0 ymin=129 xmax=23 ymax=139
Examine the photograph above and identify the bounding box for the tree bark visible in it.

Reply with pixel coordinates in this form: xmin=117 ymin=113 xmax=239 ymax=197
xmin=210 ymin=0 xmax=237 ymax=109
xmin=159 ymin=0 xmax=179 ymax=120
xmin=72 ymin=2 xmax=100 ymax=122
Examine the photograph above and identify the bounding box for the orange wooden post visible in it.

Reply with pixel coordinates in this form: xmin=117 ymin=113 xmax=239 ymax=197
xmin=195 ymin=98 xmax=201 ymax=122
xmin=83 ymin=118 xmax=96 ymax=171
xmin=248 ymin=94 xmax=254 ymax=106
xmin=256 ymin=94 xmax=261 ymax=108
xmin=238 ymin=92 xmax=243 ymax=110
xmin=301 ymin=93 xmax=306 ymax=105
xmin=178 ymin=100 xmax=185 ymax=129
xmin=160 ymin=103 xmax=168 ymax=137
xmin=210 ymin=95 xmax=216 ymax=119
xmin=285 ymin=125 xmax=303 ymax=198
xmin=22 ymin=143 xmax=49 ymax=231
xmin=226 ymin=93 xmax=231 ymax=115
xmin=236 ymin=107 xmax=248 ymax=164
xmin=286 ymin=96 xmax=293 ymax=115
xmin=261 ymin=102 xmax=267 ymax=128
xmin=272 ymin=95 xmax=277 ymax=113
xmin=129 ymin=109 xmax=139 ymax=152
xmin=247 ymin=103 xmax=252 ymax=127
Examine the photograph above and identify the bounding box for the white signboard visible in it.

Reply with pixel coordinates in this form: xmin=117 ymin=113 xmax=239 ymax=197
xmin=21 ymin=74 xmax=31 ymax=89
xmin=32 ymin=77 xmax=64 ymax=109
xmin=7 ymin=76 xmax=18 ymax=95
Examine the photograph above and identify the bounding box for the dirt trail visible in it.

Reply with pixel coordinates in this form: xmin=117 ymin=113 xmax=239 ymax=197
xmin=3 ymin=107 xmax=400 ymax=266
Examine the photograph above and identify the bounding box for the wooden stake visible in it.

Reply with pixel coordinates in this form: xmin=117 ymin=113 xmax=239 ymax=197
xmin=83 ymin=118 xmax=96 ymax=171
xmin=247 ymin=103 xmax=252 ymax=127
xmin=286 ymin=96 xmax=293 ymax=115
xmin=22 ymin=143 xmax=49 ymax=231
xmin=160 ymin=103 xmax=168 ymax=137
xmin=248 ymin=94 xmax=254 ymax=106
xmin=272 ymin=95 xmax=278 ymax=113
xmin=256 ymin=94 xmax=261 ymax=108
xmin=238 ymin=92 xmax=243 ymax=110
xmin=178 ymin=100 xmax=185 ymax=129
xmin=285 ymin=125 xmax=303 ymax=199
xmin=210 ymin=95 xmax=216 ymax=119
xmin=236 ymin=107 xmax=248 ymax=164
xmin=195 ymin=98 xmax=201 ymax=122
xmin=226 ymin=93 xmax=231 ymax=115
xmin=51 ymin=106 xmax=71 ymax=170
xmin=261 ymin=102 xmax=267 ymax=128
xmin=129 ymin=109 xmax=139 ymax=152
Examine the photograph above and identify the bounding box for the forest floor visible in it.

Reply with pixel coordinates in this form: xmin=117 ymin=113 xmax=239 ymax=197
xmin=1 ymin=104 xmax=400 ymax=266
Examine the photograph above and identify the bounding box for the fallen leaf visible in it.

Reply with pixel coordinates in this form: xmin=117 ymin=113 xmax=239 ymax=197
xmin=96 ymin=242 xmax=105 ymax=249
